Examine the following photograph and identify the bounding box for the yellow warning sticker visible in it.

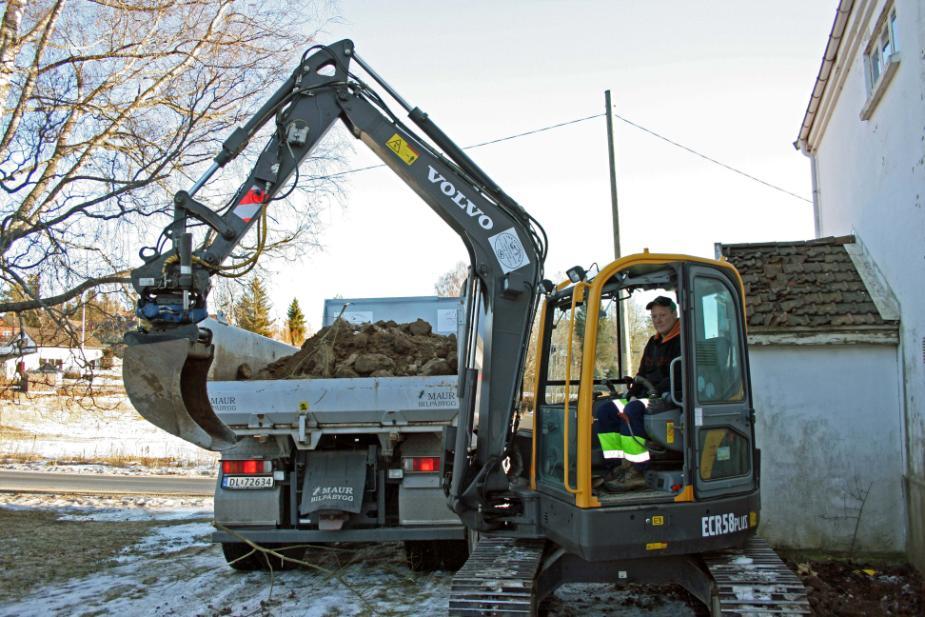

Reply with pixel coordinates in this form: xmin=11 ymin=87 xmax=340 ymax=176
xmin=646 ymin=542 xmax=668 ymax=551
xmin=386 ymin=133 xmax=419 ymax=165
xmin=651 ymin=515 xmax=665 ymax=526
xmin=666 ymin=421 xmax=675 ymax=445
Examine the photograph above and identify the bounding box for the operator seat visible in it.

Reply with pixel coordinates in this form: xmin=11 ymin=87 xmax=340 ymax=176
xmin=642 ymin=400 xmax=682 ymax=453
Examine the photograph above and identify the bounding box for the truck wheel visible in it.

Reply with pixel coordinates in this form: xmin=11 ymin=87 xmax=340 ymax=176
xmin=221 ymin=542 xmax=303 ymax=571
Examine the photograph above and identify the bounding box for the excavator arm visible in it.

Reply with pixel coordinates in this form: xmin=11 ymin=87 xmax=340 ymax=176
xmin=124 ymin=40 xmax=546 ymax=531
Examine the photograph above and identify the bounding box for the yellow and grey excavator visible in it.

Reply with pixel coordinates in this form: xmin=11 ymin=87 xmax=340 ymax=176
xmin=123 ymin=40 xmax=809 ymax=615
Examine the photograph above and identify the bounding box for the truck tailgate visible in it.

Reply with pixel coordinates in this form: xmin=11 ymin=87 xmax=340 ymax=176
xmin=207 ymin=375 xmax=459 ymax=427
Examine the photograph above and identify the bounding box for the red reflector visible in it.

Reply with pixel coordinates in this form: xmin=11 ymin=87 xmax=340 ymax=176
xmin=671 ymin=484 xmax=682 ymax=492
xmin=414 ymin=456 xmax=439 ymax=472
xmin=221 ymin=459 xmax=269 ymax=475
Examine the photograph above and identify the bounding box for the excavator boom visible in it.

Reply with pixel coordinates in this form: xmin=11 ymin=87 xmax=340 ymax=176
xmin=124 ymin=40 xmax=545 ymax=531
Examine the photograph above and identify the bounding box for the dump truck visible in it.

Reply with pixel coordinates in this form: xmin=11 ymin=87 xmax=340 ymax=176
xmin=199 ymin=296 xmax=468 ymax=570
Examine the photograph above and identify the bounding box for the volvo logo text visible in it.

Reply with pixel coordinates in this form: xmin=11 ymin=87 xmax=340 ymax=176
xmin=427 ymin=166 xmax=494 ymax=230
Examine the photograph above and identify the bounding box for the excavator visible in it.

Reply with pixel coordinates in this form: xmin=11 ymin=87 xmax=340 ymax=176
xmin=123 ymin=40 xmax=810 ymax=615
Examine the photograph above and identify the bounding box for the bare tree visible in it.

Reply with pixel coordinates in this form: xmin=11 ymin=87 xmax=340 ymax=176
xmin=0 ymin=0 xmax=342 ymax=332
xmin=434 ymin=261 xmax=468 ymax=297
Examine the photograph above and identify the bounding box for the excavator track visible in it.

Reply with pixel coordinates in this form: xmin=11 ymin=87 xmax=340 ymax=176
xmin=704 ymin=537 xmax=811 ymax=616
xmin=448 ymin=537 xmax=546 ymax=616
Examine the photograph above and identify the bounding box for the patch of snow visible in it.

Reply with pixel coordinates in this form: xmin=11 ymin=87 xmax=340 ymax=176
xmin=0 ymin=394 xmax=218 ymax=473
xmin=0 ymin=492 xmax=212 ymax=520
xmin=115 ymin=521 xmax=214 ymax=562
xmin=732 ymin=556 xmax=754 ymax=565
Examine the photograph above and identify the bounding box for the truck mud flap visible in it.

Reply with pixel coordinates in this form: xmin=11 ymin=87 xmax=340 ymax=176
xmin=300 ymin=451 xmax=368 ymax=515
xmin=123 ymin=337 xmax=237 ymax=451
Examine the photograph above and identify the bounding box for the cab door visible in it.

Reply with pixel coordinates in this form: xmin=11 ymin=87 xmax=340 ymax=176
xmin=685 ymin=265 xmax=755 ymax=498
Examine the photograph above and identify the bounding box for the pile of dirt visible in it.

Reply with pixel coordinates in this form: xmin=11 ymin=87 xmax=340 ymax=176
xmin=257 ymin=319 xmax=457 ymax=379
xmin=789 ymin=559 xmax=923 ymax=617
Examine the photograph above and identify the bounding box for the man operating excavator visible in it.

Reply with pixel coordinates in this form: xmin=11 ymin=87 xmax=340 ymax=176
xmin=594 ymin=295 xmax=681 ymax=491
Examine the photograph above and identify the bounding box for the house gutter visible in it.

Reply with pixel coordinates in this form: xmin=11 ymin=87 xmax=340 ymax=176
xmin=794 ymin=0 xmax=854 ymax=155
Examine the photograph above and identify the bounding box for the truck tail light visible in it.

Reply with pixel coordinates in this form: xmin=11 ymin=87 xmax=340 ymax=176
xmin=402 ymin=456 xmax=440 ymax=473
xmin=221 ymin=459 xmax=272 ymax=475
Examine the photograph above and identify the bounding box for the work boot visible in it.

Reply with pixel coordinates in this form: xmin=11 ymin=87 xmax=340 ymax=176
xmin=592 ymin=461 xmax=628 ymax=488
xmin=603 ymin=465 xmax=647 ymax=492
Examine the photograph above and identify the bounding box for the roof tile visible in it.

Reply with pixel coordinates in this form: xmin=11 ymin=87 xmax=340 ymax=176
xmin=720 ymin=236 xmax=896 ymax=334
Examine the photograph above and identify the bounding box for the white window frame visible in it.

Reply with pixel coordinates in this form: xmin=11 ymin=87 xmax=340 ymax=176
xmin=860 ymin=6 xmax=900 ymax=120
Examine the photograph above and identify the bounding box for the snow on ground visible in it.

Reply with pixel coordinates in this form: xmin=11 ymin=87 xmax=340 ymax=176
xmin=0 ymin=494 xmax=698 ymax=617
xmin=0 ymin=492 xmax=212 ymax=521
xmin=0 ymin=390 xmax=217 ymax=475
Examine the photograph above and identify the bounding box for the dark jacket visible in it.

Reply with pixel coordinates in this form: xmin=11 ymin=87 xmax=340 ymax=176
xmin=634 ymin=320 xmax=681 ymax=396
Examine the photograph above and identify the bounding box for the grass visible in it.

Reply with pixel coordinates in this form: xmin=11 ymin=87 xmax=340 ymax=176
xmin=0 ymin=425 xmax=32 ymax=439
xmin=0 ymin=508 xmax=178 ymax=601
xmin=0 ymin=451 xmax=214 ymax=471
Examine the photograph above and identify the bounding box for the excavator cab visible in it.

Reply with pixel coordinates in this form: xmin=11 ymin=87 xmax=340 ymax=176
xmin=527 ymin=253 xmax=758 ymax=556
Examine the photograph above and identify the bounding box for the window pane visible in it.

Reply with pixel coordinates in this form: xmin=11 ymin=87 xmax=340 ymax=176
xmin=871 ymin=49 xmax=881 ymax=83
xmin=544 ymin=300 xmax=586 ymax=404
xmin=692 ymin=277 xmax=743 ymax=403
xmin=593 ymin=297 xmax=620 ymax=382
xmin=698 ymin=428 xmax=750 ymax=480
xmin=881 ymin=33 xmax=891 ymax=59
xmin=890 ymin=11 xmax=898 ymax=51
xmin=536 ymin=403 xmax=577 ymax=489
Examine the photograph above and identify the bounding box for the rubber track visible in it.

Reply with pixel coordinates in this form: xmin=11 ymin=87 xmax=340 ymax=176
xmin=704 ymin=537 xmax=811 ymax=616
xmin=448 ymin=537 xmax=546 ymax=616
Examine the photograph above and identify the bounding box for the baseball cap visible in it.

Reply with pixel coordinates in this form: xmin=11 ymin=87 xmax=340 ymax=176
xmin=646 ymin=295 xmax=677 ymax=311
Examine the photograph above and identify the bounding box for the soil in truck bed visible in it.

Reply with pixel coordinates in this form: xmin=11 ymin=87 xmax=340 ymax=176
xmin=257 ymin=318 xmax=458 ymax=379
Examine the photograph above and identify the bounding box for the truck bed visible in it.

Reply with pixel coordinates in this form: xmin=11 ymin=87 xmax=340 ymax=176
xmin=206 ymin=375 xmax=459 ymax=428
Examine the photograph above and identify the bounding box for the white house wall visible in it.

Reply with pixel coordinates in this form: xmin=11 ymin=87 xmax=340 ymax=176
xmin=2 ymin=347 xmax=104 ymax=379
xmin=750 ymin=344 xmax=905 ymax=553
xmin=806 ymin=0 xmax=925 ymax=568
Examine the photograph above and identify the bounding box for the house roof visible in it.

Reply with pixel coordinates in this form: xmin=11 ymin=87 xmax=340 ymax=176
xmin=21 ymin=324 xmax=104 ymax=348
xmin=719 ymin=236 xmax=898 ymax=343
xmin=795 ymin=0 xmax=854 ymax=152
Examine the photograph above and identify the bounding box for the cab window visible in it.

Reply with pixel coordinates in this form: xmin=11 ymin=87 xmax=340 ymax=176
xmin=692 ymin=277 xmax=744 ymax=403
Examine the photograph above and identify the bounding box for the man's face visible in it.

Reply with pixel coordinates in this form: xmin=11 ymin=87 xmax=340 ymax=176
xmin=650 ymin=305 xmax=678 ymax=337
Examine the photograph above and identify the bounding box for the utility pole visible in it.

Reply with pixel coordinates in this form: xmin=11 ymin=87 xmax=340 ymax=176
xmin=605 ymin=90 xmax=621 ymax=260
xmin=605 ymin=90 xmax=630 ymax=374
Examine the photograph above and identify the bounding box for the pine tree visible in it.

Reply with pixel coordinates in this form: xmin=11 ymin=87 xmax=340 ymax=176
xmin=285 ymin=298 xmax=307 ymax=346
xmin=234 ymin=277 xmax=274 ymax=337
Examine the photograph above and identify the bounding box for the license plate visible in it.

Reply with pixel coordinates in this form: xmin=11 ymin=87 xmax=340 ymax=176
xmin=222 ymin=475 xmax=274 ymax=489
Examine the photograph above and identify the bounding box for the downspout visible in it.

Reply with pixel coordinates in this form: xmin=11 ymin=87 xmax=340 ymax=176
xmin=809 ymin=153 xmax=821 ymax=238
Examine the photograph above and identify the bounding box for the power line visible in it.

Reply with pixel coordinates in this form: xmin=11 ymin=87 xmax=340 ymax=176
xmin=610 ymin=109 xmax=813 ymax=204
xmin=316 ymin=109 xmax=812 ymax=204
xmin=464 ymin=113 xmax=606 ymax=149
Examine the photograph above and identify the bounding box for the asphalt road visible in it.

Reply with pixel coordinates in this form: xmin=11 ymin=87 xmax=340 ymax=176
xmin=0 ymin=470 xmax=214 ymax=496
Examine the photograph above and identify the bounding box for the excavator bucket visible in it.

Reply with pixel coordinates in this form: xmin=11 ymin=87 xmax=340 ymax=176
xmin=123 ymin=337 xmax=237 ymax=451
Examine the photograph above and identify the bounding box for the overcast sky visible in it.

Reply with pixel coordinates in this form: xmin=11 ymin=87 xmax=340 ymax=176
xmin=261 ymin=0 xmax=838 ymax=330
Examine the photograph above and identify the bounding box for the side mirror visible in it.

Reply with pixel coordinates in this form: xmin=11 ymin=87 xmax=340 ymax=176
xmin=669 ymin=356 xmax=684 ymax=407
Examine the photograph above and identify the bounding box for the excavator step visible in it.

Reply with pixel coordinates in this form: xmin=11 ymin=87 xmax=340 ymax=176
xmin=704 ymin=537 xmax=811 ymax=616
xmin=448 ymin=537 xmax=546 ymax=616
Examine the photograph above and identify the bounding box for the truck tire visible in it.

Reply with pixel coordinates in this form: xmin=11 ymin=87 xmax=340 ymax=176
xmin=221 ymin=542 xmax=303 ymax=571
xmin=404 ymin=540 xmax=468 ymax=571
